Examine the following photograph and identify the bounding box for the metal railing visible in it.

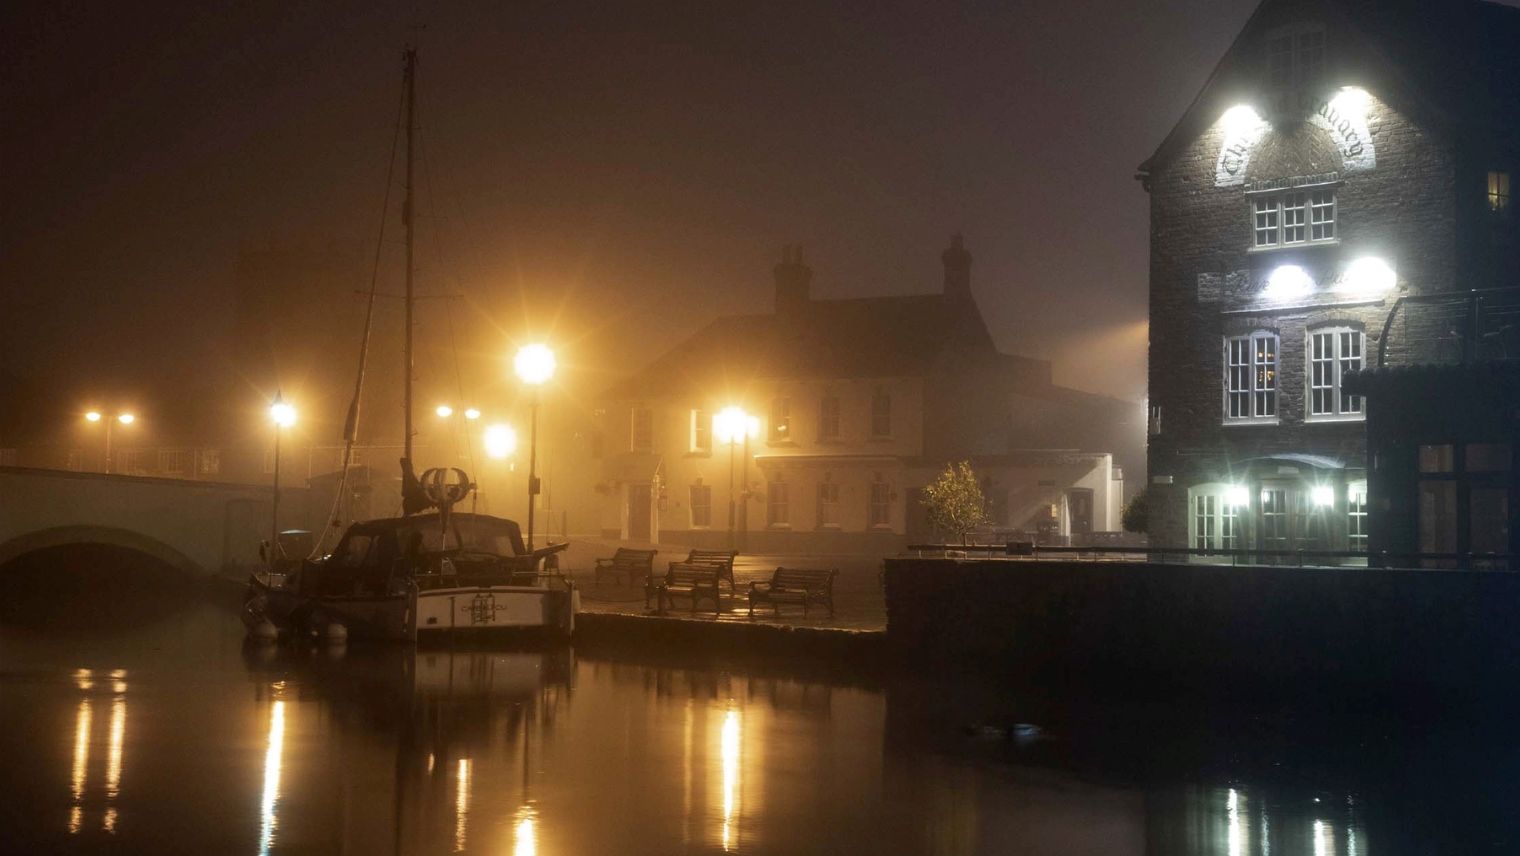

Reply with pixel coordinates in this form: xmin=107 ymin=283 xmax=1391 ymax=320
xmin=1376 ymin=286 xmax=1520 ymax=368
xmin=903 ymin=543 xmax=1517 ymax=571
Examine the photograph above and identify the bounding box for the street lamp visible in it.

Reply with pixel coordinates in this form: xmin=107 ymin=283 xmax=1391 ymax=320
xmin=268 ymin=393 xmax=296 ymax=566
xmin=513 ymin=344 xmax=556 ymax=550
xmin=85 ymin=410 xmax=137 ymax=474
xmin=714 ymin=406 xmax=759 ymax=552
xmin=483 ymin=423 xmax=518 ymax=460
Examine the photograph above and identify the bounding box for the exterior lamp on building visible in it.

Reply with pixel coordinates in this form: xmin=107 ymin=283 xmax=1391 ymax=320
xmin=1311 ymin=485 xmax=1335 ymax=508
xmin=513 ymin=343 xmax=556 ymax=550
xmin=1339 ymin=257 xmax=1396 ymax=295
xmin=268 ymin=393 xmax=296 ymax=566
xmin=1221 ymin=104 xmax=1264 ymax=136
xmin=1265 ymin=264 xmax=1314 ymax=301
xmin=714 ymin=406 xmax=760 ymax=552
xmin=85 ymin=410 xmax=137 ymax=474
xmin=1224 ymin=485 xmax=1250 ymax=508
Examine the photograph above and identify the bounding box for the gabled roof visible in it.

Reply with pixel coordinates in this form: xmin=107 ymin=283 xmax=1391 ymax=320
xmin=1139 ymin=0 xmax=1520 ymax=177
xmin=603 ymin=292 xmax=1005 ymax=399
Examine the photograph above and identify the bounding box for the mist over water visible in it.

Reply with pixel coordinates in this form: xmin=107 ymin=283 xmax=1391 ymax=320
xmin=2 ymin=588 xmax=1519 ymax=854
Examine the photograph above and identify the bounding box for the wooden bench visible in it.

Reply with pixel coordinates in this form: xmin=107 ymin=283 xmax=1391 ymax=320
xmin=656 ymin=563 xmax=723 ymax=614
xmin=676 ymin=549 xmax=739 ymax=592
xmin=593 ymin=547 xmax=657 ymax=587
xmin=747 ymin=567 xmax=838 ymax=617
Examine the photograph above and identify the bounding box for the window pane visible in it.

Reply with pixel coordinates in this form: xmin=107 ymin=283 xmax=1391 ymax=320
xmin=819 ymin=396 xmax=840 ymax=440
xmin=1282 ymin=192 xmax=1306 ymax=243
xmin=1470 ymin=488 xmax=1510 ymax=554
xmin=871 ymin=392 xmax=891 ymax=437
xmin=1466 ymin=443 xmax=1512 ymax=472
xmin=1418 ymin=444 xmax=1454 ymax=473
xmin=1419 ymin=480 xmax=1459 ymax=554
xmin=1310 ymin=189 xmax=1336 ymax=241
xmin=1254 ymin=197 xmax=1279 ymax=247
xmin=1348 ymin=484 xmax=1369 ymax=551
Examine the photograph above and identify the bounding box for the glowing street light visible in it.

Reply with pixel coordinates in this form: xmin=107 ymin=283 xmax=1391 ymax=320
xmin=464 ymin=408 xmax=481 ymax=421
xmin=713 ymin=406 xmax=759 ymax=551
xmin=268 ymin=393 xmax=296 ymax=565
xmin=435 ymin=404 xmax=454 ymax=419
xmin=483 ymin=423 xmax=518 ymax=460
xmin=85 ymin=410 xmax=137 ymax=474
xmin=514 ymin=344 xmax=556 ymax=549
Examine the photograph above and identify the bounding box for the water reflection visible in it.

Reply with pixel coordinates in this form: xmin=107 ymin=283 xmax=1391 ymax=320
xmin=453 ymin=757 xmax=471 ymax=852
xmin=64 ymin=667 xmax=128 ymax=835
xmin=513 ymin=804 xmax=537 ymax=856
xmin=259 ymin=693 xmax=285 ymax=856
xmin=720 ymin=706 xmax=741 ymax=851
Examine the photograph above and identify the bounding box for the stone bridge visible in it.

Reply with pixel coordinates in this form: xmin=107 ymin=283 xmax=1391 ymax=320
xmin=0 ymin=467 xmax=308 ymax=577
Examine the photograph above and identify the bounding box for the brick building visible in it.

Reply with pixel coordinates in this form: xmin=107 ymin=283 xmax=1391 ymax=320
xmin=1140 ymin=0 xmax=1519 ymax=555
xmin=594 ymin=238 xmax=1140 ymax=553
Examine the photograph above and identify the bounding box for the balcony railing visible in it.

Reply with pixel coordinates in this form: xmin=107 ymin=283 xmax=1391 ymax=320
xmin=904 ymin=543 xmax=1516 ymax=571
xmin=1376 ymin=286 xmax=1520 ymax=368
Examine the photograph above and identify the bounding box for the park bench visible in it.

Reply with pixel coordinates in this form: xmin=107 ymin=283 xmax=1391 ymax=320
xmin=676 ymin=549 xmax=739 ymax=592
xmin=656 ymin=563 xmax=723 ymax=615
xmin=747 ymin=567 xmax=838 ymax=617
xmin=593 ymin=547 xmax=658 ymax=587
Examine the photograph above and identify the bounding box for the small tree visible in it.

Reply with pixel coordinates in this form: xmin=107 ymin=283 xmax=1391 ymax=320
xmin=1121 ymin=487 xmax=1150 ymax=534
xmin=920 ymin=460 xmax=989 ymax=545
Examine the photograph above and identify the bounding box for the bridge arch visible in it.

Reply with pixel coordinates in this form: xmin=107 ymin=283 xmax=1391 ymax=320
xmin=0 ymin=525 xmax=206 ymax=578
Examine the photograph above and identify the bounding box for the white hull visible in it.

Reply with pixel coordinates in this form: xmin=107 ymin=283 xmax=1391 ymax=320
xmin=413 ymin=584 xmax=578 ymax=636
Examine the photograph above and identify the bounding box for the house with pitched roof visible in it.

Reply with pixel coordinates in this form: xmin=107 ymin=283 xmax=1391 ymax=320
xmin=1139 ymin=0 xmax=1520 ymax=559
xmin=592 ymin=237 xmax=1139 ymax=553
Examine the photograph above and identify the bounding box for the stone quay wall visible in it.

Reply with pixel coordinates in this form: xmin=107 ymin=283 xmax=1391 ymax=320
xmin=884 ymin=557 xmax=1520 ymax=694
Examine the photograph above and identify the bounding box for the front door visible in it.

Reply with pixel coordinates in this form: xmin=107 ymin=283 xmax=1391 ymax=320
xmin=1066 ymin=489 xmax=1094 ymax=541
xmin=627 ymin=483 xmax=652 ymax=542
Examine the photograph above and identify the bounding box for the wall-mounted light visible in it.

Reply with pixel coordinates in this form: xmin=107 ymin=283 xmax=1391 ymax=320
xmin=1265 ymin=265 xmax=1314 ymax=300
xmin=1311 ymin=485 xmax=1335 ymax=508
xmin=1224 ymin=485 xmax=1250 ymax=508
xmin=1329 ymin=86 xmax=1370 ymax=116
xmin=1339 ymin=256 xmax=1396 ymax=295
xmin=1221 ymin=104 xmax=1264 ymax=136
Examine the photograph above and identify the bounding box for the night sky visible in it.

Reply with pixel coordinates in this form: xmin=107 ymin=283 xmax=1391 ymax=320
xmin=2 ymin=0 xmax=1266 ymax=409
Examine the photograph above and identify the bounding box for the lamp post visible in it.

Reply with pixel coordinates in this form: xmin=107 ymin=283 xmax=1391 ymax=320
xmin=714 ymin=407 xmax=758 ymax=553
xmin=513 ymin=344 xmax=556 ymax=550
xmin=268 ymin=393 xmax=297 ymax=565
xmin=85 ymin=411 xmax=136 ymax=474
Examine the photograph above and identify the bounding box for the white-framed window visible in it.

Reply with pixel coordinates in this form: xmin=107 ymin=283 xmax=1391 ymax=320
xmin=1253 ymin=188 xmax=1336 ymax=248
xmin=1348 ymin=481 xmax=1368 ymax=551
xmin=631 ymin=407 xmax=653 ymax=453
xmin=818 ymin=395 xmax=840 ymax=441
xmin=689 ymin=483 xmax=712 ymax=528
xmin=1225 ymin=332 xmax=1279 ymax=422
xmin=870 ymin=390 xmax=891 ymax=438
xmin=198 ymin=449 xmax=221 ymax=476
xmin=689 ymin=408 xmax=710 ymax=454
xmin=769 ymin=397 xmax=791 ymax=442
xmin=767 ymin=473 xmax=789 ymax=527
xmin=1308 ymin=328 xmax=1364 ymax=420
xmin=869 ymin=478 xmax=891 ymax=528
xmin=817 ymin=480 xmax=840 ymax=528
xmin=1490 ymin=171 xmax=1512 ymax=215
xmin=1190 ymin=485 xmax=1243 ymax=551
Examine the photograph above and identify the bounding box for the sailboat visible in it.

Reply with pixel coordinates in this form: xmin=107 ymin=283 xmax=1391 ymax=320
xmin=242 ymin=47 xmax=576 ymax=642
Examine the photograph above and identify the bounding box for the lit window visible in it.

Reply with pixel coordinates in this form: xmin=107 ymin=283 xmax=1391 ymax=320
xmin=817 ymin=481 xmax=840 ymax=527
xmin=198 ymin=449 xmax=221 ymax=476
xmin=1490 ymin=171 xmax=1512 ymax=214
xmin=818 ymin=395 xmax=840 ymax=441
xmin=870 ymin=390 xmax=891 ymax=438
xmin=769 ymin=398 xmax=791 ymax=442
xmin=690 ymin=484 xmax=712 ymax=528
xmin=689 ymin=408 xmax=710 ymax=454
xmin=1253 ymin=189 xmax=1336 ymax=248
xmin=631 ymin=407 xmax=653 ymax=453
xmin=767 ymin=474 xmax=789 ymax=527
xmin=869 ymin=479 xmax=891 ymax=527
xmin=1225 ymin=333 xmax=1278 ymax=421
xmin=1348 ymin=482 xmax=1368 ymax=551
xmin=1307 ymin=328 xmax=1364 ymax=420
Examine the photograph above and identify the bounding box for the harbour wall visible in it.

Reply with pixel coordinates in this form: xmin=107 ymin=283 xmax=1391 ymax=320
xmin=883 ymin=557 xmax=1520 ymax=696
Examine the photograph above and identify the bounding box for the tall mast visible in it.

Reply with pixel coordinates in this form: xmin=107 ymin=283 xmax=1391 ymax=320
xmin=402 ymin=47 xmax=417 ymax=461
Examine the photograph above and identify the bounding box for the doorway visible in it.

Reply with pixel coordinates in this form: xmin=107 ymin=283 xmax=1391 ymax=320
xmin=627 ymin=483 xmax=653 ymax=542
xmin=1066 ymin=488 xmax=1094 ymax=542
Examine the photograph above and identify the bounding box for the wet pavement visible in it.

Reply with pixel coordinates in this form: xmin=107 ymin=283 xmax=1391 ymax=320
xmin=5 ymin=580 xmax=1520 ymax=854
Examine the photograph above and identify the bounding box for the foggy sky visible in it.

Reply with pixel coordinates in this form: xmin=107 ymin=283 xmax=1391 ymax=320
xmin=2 ymin=0 xmax=1265 ymax=410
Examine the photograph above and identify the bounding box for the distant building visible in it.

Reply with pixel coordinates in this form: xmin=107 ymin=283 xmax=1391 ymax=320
xmin=1139 ymin=0 xmax=1519 ymax=558
xmin=593 ymin=238 xmax=1139 ymax=552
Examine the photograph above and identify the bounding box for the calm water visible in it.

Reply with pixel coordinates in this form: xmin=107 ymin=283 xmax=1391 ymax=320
xmin=3 ymin=594 xmax=1519 ymax=854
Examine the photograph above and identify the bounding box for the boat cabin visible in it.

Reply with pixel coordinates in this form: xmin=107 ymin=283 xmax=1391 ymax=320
xmin=299 ymin=513 xmax=543 ymax=597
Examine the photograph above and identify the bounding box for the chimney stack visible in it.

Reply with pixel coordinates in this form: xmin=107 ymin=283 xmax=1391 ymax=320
xmin=773 ymin=245 xmax=813 ymax=315
xmin=942 ymin=233 xmax=972 ymax=298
